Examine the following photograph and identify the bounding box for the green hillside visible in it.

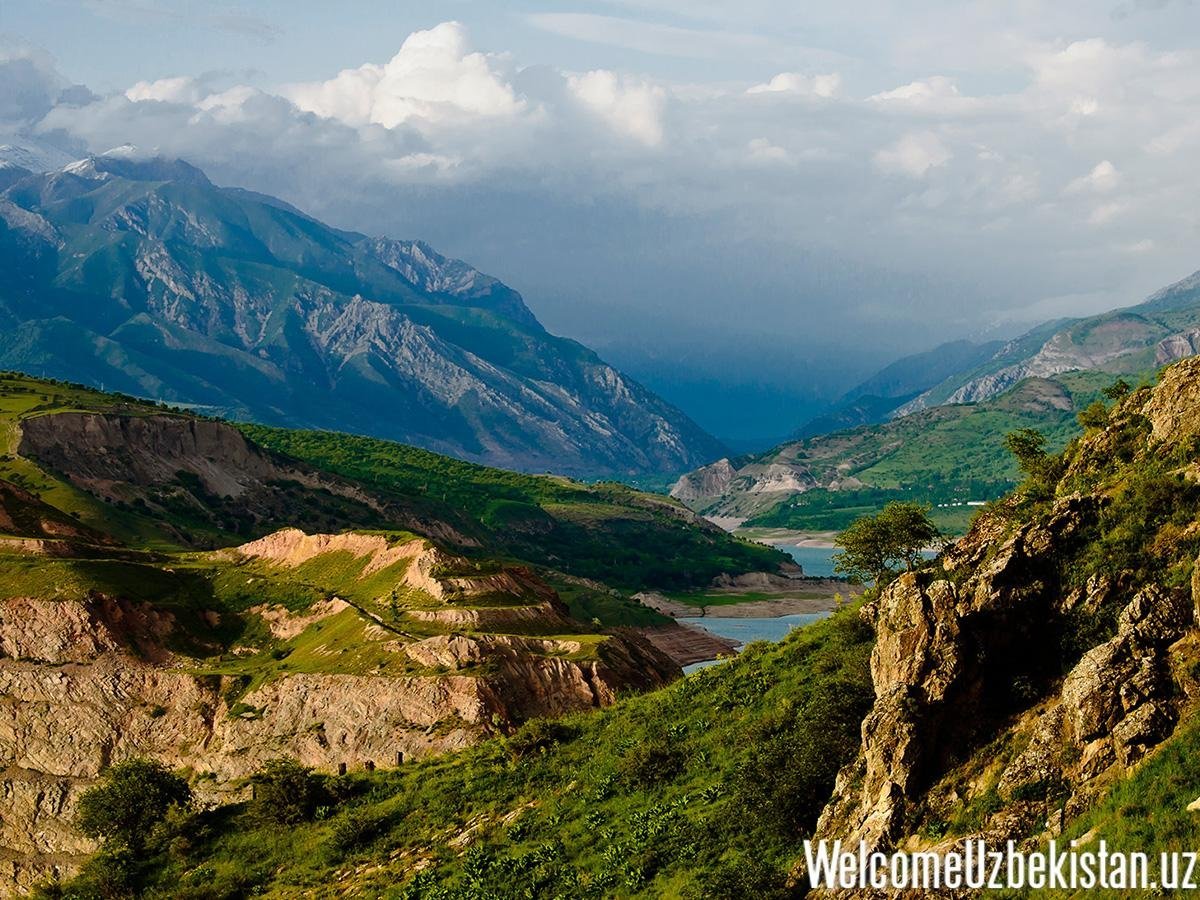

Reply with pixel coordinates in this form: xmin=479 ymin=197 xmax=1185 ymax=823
xmin=40 ymin=606 xmax=875 ymax=899
xmin=0 ymin=371 xmax=783 ymax=595
xmin=691 ymin=373 xmax=1124 ymax=533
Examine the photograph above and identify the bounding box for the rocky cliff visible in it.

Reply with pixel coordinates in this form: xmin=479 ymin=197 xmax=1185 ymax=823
xmin=0 ymin=532 xmax=678 ymax=893
xmin=802 ymin=356 xmax=1200 ymax=893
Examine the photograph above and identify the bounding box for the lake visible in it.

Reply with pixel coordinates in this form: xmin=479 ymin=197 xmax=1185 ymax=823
xmin=776 ymin=543 xmax=838 ymax=577
xmin=679 ymin=612 xmax=829 ymax=674
xmin=773 ymin=542 xmax=935 ymax=578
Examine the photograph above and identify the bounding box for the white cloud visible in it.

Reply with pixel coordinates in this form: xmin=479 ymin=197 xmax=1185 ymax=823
xmin=126 ymin=76 xmax=206 ymax=105
xmin=747 ymin=72 xmax=841 ymax=98
xmin=746 ymin=137 xmax=789 ymax=163
xmin=869 ymin=76 xmax=979 ymax=113
xmin=1066 ymin=159 xmax=1120 ymax=193
xmin=284 ymin=22 xmax=524 ymax=130
xmin=15 ymin=16 xmax=1200 ymax=370
xmin=874 ymin=131 xmax=952 ymax=178
xmin=566 ymin=70 xmax=666 ymax=146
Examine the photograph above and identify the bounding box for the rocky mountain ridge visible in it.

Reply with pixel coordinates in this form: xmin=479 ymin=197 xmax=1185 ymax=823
xmin=894 ymin=269 xmax=1200 ymax=417
xmin=0 ymin=152 xmax=723 ymax=476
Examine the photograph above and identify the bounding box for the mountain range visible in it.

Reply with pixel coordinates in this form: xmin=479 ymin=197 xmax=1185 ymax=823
xmin=0 ymin=151 xmax=724 ymax=477
xmin=675 ymin=268 xmax=1200 ymax=530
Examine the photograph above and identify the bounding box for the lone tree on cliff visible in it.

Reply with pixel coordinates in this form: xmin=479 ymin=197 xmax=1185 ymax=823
xmin=76 ymin=758 xmax=192 ymax=853
xmin=833 ymin=501 xmax=940 ymax=585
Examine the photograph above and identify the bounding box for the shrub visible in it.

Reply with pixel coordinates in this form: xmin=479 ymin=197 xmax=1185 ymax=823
xmin=692 ymin=855 xmax=790 ymax=899
xmin=249 ymin=758 xmax=319 ymax=825
xmin=76 ymin=759 xmax=192 ymax=853
xmin=325 ymin=807 xmax=386 ymax=858
xmin=505 ymin=719 xmax=577 ymax=760
xmin=1077 ymin=400 xmax=1109 ymax=429
xmin=618 ymin=734 xmax=684 ymax=787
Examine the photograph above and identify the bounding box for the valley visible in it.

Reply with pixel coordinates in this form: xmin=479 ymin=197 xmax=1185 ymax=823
xmin=0 ymin=371 xmax=791 ymax=893
xmin=40 ymin=346 xmax=1200 ymax=899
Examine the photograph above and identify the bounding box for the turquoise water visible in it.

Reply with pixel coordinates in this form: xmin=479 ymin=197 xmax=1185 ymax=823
xmin=775 ymin=543 xmax=934 ymax=578
xmin=680 ymin=612 xmax=829 ymax=674
xmin=777 ymin=544 xmax=838 ymax=577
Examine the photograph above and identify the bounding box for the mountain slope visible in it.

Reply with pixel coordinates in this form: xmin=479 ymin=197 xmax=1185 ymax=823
xmin=672 ymin=372 xmax=1113 ymax=531
xmin=794 ymin=338 xmax=1004 ymax=438
xmin=48 ymin=355 xmax=1200 ymax=899
xmin=0 ymin=152 xmax=724 ymax=476
xmin=895 ymin=269 xmax=1200 ymax=416
xmin=0 ymin=372 xmax=789 ymax=892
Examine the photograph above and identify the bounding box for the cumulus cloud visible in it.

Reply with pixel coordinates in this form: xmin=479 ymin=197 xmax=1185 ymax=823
xmin=874 ymin=131 xmax=953 ymax=178
xmin=284 ymin=22 xmax=524 ymax=129
xmin=869 ymin=76 xmax=980 ymax=114
xmin=1066 ymin=159 xmax=1121 ymax=193
xmin=566 ymin=70 xmax=666 ymax=146
xmin=747 ymin=72 xmax=841 ymax=97
xmin=9 ymin=14 xmax=1200 ymax=382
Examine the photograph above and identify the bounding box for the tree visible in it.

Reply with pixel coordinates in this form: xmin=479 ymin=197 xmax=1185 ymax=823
xmin=1003 ymin=428 xmax=1048 ymax=477
xmin=249 ymin=758 xmax=319 ymax=825
xmin=1102 ymin=378 xmax=1132 ymax=402
xmin=1077 ymin=400 xmax=1109 ymax=429
xmin=877 ymin=502 xmax=941 ymax=572
xmin=76 ymin=758 xmax=192 ymax=852
xmin=833 ymin=501 xmax=939 ymax=585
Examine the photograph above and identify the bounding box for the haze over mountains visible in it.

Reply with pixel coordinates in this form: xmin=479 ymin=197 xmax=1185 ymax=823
xmin=676 ymin=268 xmax=1200 ymax=526
xmin=0 ymin=151 xmax=724 ymax=476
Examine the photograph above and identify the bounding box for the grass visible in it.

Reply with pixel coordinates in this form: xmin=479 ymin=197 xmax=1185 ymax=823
xmin=57 ymin=606 xmax=876 ymax=899
xmin=240 ymin=424 xmax=788 ymax=591
xmin=1011 ymin=711 xmax=1200 ymax=899
xmin=0 ymin=371 xmax=786 ymax=592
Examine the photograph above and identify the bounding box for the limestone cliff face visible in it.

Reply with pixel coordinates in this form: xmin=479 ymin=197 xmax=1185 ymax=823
xmin=804 ymin=360 xmax=1200 ymax=894
xmin=0 ymin=546 xmax=677 ymax=893
xmin=0 ymin=595 xmax=675 ymax=892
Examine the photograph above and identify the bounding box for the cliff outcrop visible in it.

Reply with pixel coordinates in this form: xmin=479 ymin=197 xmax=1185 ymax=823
xmin=804 ymin=358 xmax=1200 ymax=894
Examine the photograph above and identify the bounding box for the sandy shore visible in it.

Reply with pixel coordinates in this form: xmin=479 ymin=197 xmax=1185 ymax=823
xmin=634 ymin=580 xmax=859 ymax=619
xmin=634 ymin=622 xmax=739 ymax=667
xmin=733 ymin=527 xmax=840 ymax=548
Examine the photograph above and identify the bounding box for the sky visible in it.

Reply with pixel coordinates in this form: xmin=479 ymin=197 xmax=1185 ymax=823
xmin=2 ymin=1 xmax=1200 ymax=443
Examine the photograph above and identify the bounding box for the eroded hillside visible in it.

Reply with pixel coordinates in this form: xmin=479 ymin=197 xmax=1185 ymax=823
xmin=0 ymin=372 xmax=791 ymax=893
xmin=61 ymin=356 xmax=1200 ymax=899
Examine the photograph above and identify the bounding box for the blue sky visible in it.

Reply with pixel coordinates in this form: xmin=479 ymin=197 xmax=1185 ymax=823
xmin=3 ymin=1 xmax=1200 ymax=441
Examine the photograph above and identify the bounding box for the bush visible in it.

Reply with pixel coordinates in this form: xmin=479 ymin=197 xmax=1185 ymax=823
xmin=505 ymin=719 xmax=576 ymax=760
xmin=693 ymin=855 xmax=791 ymax=899
xmin=76 ymin=759 xmax=192 ymax=853
xmin=325 ymin=807 xmax=386 ymax=858
xmin=249 ymin=758 xmax=319 ymax=825
xmin=618 ymin=734 xmax=684 ymax=787
xmin=1077 ymin=400 xmax=1109 ymax=429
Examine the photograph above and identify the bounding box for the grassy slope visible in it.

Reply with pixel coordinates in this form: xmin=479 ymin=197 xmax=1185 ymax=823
xmin=60 ymin=607 xmax=875 ymax=899
xmin=240 ymin=424 xmax=785 ymax=591
xmin=742 ymin=372 xmax=1122 ymax=534
xmin=0 ymin=371 xmax=783 ymax=597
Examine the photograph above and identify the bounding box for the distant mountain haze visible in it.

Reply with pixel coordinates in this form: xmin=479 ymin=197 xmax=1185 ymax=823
xmin=0 ymin=153 xmax=725 ymax=476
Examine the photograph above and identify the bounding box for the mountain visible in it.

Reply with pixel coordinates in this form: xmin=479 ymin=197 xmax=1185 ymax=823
xmin=0 ymin=152 xmax=724 ymax=476
xmin=794 ymin=338 xmax=1004 ymax=438
xmin=0 ymin=372 xmax=788 ymax=892
xmin=894 ymin=268 xmax=1200 ymax=416
xmin=47 ymin=355 xmax=1200 ymax=898
xmin=675 ymin=270 xmax=1200 ymax=534
xmin=671 ymin=371 xmax=1110 ymax=533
